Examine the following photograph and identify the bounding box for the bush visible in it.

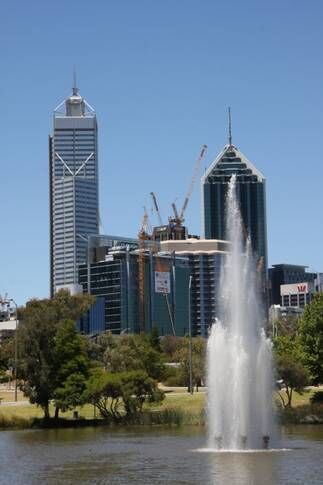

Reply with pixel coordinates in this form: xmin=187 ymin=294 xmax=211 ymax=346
xmin=0 ymin=372 xmax=10 ymax=383
xmin=310 ymin=391 xmax=323 ymax=405
xmin=162 ymin=366 xmax=185 ymax=387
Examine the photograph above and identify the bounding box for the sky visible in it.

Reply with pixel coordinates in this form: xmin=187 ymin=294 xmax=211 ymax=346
xmin=1 ymin=0 xmax=322 ymax=305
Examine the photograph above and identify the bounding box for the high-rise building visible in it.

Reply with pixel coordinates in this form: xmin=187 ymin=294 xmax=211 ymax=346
xmin=201 ymin=120 xmax=267 ymax=273
xmin=49 ymin=82 xmax=99 ymax=295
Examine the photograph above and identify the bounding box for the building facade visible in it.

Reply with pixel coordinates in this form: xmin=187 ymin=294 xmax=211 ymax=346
xmin=79 ymin=237 xmax=190 ymax=336
xmin=268 ymin=264 xmax=316 ymax=305
xmin=280 ymin=281 xmax=314 ymax=308
xmin=49 ymin=83 xmax=99 ymax=295
xmin=201 ymin=143 xmax=267 ymax=273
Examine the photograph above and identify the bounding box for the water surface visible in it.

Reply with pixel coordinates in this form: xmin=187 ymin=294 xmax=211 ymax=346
xmin=0 ymin=425 xmax=322 ymax=484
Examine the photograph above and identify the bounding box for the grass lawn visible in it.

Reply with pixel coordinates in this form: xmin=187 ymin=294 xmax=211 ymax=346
xmin=0 ymin=387 xmax=319 ymax=429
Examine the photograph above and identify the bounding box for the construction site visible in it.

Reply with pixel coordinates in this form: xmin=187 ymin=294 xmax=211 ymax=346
xmin=77 ymin=145 xmax=231 ymax=337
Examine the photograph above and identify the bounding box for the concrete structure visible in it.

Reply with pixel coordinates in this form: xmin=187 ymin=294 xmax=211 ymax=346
xmin=201 ymin=142 xmax=267 ymax=275
xmin=160 ymin=238 xmax=230 ymax=337
xmin=49 ymin=81 xmax=99 ymax=295
xmin=0 ymin=319 xmax=18 ymax=341
xmin=269 ymin=264 xmax=316 ymax=305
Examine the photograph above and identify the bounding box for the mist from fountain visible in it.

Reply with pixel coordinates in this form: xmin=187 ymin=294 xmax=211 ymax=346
xmin=207 ymin=175 xmax=275 ymax=451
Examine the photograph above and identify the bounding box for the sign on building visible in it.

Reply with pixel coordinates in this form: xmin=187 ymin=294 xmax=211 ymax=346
xmin=155 ymin=271 xmax=171 ymax=294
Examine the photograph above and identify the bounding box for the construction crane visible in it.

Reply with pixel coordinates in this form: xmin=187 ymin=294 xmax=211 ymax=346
xmin=138 ymin=207 xmax=152 ymax=332
xmin=150 ymin=192 xmax=163 ymax=226
xmin=173 ymin=144 xmax=207 ymax=225
xmin=171 ymin=144 xmax=207 ymax=226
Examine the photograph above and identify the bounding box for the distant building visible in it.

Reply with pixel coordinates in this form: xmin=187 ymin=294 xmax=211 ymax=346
xmin=49 ymin=81 xmax=99 ymax=296
xmin=280 ymin=282 xmax=315 ymax=308
xmin=268 ymin=264 xmax=316 ymax=305
xmin=160 ymin=238 xmax=230 ymax=337
xmin=315 ymin=273 xmax=323 ymax=293
xmin=269 ymin=304 xmax=304 ymax=324
xmin=201 ymin=140 xmax=267 ymax=274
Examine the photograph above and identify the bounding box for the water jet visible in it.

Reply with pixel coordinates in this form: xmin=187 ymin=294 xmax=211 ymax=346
xmin=207 ymin=175 xmax=274 ymax=451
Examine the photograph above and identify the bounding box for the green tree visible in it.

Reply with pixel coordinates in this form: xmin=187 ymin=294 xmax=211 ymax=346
xmin=84 ymin=368 xmax=164 ymax=419
xmin=275 ymin=354 xmax=310 ymax=408
xmin=273 ymin=333 xmax=310 ymax=408
xmin=298 ymin=293 xmax=323 ymax=385
xmin=0 ymin=337 xmax=14 ymax=371
xmin=175 ymin=337 xmax=206 ymax=391
xmin=52 ymin=319 xmax=90 ymax=418
xmin=103 ymin=334 xmax=165 ymax=380
xmin=84 ymin=368 xmax=123 ymax=419
xmin=18 ymin=290 xmax=94 ymax=418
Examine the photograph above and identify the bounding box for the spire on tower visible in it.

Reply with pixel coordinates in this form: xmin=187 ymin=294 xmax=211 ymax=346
xmin=228 ymin=107 xmax=232 ymax=147
xmin=72 ymin=68 xmax=78 ymax=95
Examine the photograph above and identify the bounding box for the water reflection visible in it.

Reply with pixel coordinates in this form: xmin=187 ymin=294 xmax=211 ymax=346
xmin=207 ymin=451 xmax=277 ymax=485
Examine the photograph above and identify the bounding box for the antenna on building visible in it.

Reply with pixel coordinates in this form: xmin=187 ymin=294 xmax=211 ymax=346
xmin=228 ymin=107 xmax=232 ymax=147
xmin=72 ymin=67 xmax=78 ymax=95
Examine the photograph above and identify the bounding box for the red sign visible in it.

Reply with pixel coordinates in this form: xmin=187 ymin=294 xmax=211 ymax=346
xmin=297 ymin=285 xmax=307 ymax=293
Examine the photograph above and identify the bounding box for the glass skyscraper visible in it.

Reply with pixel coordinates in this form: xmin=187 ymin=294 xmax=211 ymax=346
xmin=49 ymin=84 xmax=99 ymax=296
xmin=201 ymin=143 xmax=267 ymax=272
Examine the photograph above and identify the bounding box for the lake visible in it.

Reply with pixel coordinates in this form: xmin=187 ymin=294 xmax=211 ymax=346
xmin=0 ymin=425 xmax=322 ymax=484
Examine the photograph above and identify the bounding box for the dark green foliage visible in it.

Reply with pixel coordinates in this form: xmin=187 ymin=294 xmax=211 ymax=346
xmin=103 ymin=334 xmax=165 ymax=380
xmin=18 ymin=290 xmax=94 ymax=418
xmin=298 ymin=293 xmax=323 ymax=385
xmin=0 ymin=337 xmax=14 ymax=371
xmin=149 ymin=326 xmax=161 ymax=352
xmin=273 ymin=327 xmax=310 ymax=408
xmin=310 ymin=391 xmax=323 ymax=404
xmin=84 ymin=368 xmax=164 ymax=419
xmin=52 ymin=319 xmax=90 ymax=415
xmin=276 ymin=355 xmax=310 ymax=408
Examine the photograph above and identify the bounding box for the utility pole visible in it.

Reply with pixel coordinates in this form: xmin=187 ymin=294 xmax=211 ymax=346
xmin=188 ymin=276 xmax=193 ymax=395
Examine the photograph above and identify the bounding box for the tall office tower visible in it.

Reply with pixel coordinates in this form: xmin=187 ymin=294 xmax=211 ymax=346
xmin=201 ymin=114 xmax=267 ymax=273
xmin=49 ymin=82 xmax=99 ymax=296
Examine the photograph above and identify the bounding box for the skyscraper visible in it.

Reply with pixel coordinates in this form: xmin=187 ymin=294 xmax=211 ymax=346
xmin=201 ymin=114 xmax=267 ymax=272
xmin=49 ymin=81 xmax=99 ymax=296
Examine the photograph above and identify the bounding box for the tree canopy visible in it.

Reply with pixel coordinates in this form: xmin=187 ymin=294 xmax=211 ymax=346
xmin=298 ymin=293 xmax=323 ymax=385
xmin=18 ymin=290 xmax=94 ymax=418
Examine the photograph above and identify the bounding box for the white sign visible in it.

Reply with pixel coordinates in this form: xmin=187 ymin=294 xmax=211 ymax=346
xmin=155 ymin=271 xmax=170 ymax=294
xmin=280 ymin=282 xmax=309 ymax=295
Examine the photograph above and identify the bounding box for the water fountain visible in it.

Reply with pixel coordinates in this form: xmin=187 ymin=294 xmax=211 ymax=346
xmin=207 ymin=175 xmax=274 ymax=451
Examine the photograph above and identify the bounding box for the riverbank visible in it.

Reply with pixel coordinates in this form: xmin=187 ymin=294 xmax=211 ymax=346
xmin=0 ymin=388 xmax=322 ymax=430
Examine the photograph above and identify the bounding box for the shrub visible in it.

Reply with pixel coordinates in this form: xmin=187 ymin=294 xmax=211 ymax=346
xmin=310 ymin=391 xmax=323 ymax=405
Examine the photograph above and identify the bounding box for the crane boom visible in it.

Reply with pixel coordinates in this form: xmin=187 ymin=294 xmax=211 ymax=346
xmin=179 ymin=144 xmax=207 ymax=222
xmin=150 ymin=192 xmax=163 ymax=226
xmin=171 ymin=202 xmax=179 ymax=220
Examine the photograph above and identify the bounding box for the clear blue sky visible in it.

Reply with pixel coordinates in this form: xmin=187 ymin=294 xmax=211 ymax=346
xmin=1 ymin=0 xmax=322 ymax=305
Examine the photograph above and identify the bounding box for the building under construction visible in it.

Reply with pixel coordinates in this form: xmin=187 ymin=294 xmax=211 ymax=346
xmin=78 ymin=235 xmax=190 ymax=336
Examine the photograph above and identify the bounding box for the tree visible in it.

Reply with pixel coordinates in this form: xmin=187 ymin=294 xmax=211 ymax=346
xmin=18 ymin=290 xmax=94 ymax=418
xmin=298 ymin=293 xmax=323 ymax=385
xmin=175 ymin=337 xmax=206 ymax=391
xmin=52 ymin=319 xmax=90 ymax=418
xmin=103 ymin=334 xmax=165 ymax=380
xmin=84 ymin=368 xmax=164 ymax=419
xmin=273 ymin=333 xmax=310 ymax=408
xmin=275 ymin=354 xmax=310 ymax=408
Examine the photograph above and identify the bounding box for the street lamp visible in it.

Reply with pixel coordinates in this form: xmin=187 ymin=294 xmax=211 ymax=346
xmin=188 ymin=275 xmax=193 ymax=395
